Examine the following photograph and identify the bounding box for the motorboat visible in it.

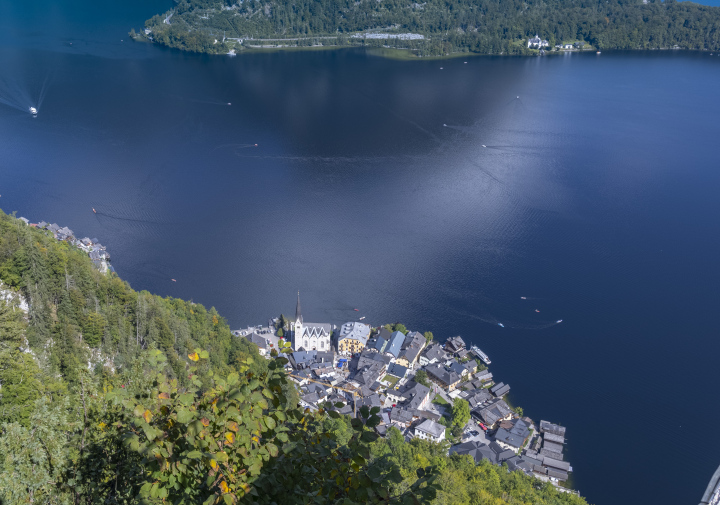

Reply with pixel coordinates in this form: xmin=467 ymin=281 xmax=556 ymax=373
xmin=497 ymin=323 xmax=504 ymax=328
xmin=92 ymin=208 xmax=96 ymax=214
xmin=29 ymin=107 xmax=37 ymax=117
xmin=482 ymin=145 xmax=486 ymax=148
xmin=359 ymin=316 xmax=365 ymax=320
xmin=521 ymin=296 xmax=526 ymax=300
xmin=556 ymin=319 xmax=563 ymax=323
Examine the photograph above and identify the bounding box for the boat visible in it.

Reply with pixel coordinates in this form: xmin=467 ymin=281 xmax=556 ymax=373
xmin=353 ymin=308 xmax=359 ymax=311
xmin=535 ymin=309 xmax=540 ymax=313
xmin=171 ymin=279 xmax=177 ymax=282
xmin=29 ymin=107 xmax=37 ymax=116
xmin=469 ymin=345 xmax=491 ymax=365
xmin=597 ymin=51 xmax=601 ymax=54
xmin=497 ymin=323 xmax=504 ymax=328
xmin=359 ymin=316 xmax=365 ymax=320
xmin=227 ymin=102 xmax=232 ymax=105
xmin=520 ymin=296 xmax=526 ymax=300
xmin=482 ymin=145 xmax=486 ymax=148
xmin=92 ymin=208 xmax=96 ymax=214
xmin=443 ymin=124 xmax=447 ymax=127
xmin=556 ymin=319 xmax=563 ymax=323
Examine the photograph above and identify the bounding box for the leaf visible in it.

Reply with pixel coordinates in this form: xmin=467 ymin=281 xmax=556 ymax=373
xmin=143 ymin=409 xmax=153 ymax=423
xmin=178 ymin=393 xmax=195 ymax=406
xmin=186 ymin=450 xmax=202 ymax=459
xmin=225 ymin=432 xmax=235 ymax=444
xmin=177 ymin=408 xmax=193 ymax=424
xmin=158 ymin=392 xmax=170 ymax=399
xmin=188 ymin=352 xmax=199 ymax=361
xmin=264 ymin=416 xmax=276 ymax=430
xmin=201 ymin=417 xmax=210 ymax=427
xmin=199 ymin=350 xmax=209 ymax=359
xmin=219 ymin=481 xmax=230 ymax=494
xmin=266 ymin=443 xmax=279 ymax=457
xmin=215 ymin=451 xmax=229 ymax=463
xmin=133 ymin=405 xmax=145 ymax=417
xmin=223 ymin=494 xmax=233 ymax=505
xmin=227 ymin=372 xmax=239 ymax=386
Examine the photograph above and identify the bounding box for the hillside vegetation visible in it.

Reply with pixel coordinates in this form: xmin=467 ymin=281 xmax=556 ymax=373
xmin=0 ymin=209 xmax=588 ymax=504
xmin=139 ymin=0 xmax=720 ymax=56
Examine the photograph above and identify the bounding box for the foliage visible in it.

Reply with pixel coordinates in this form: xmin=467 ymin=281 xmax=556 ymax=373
xmin=423 ymin=331 xmax=433 ymax=343
xmin=142 ymin=0 xmax=720 ymax=56
xmin=414 ymin=369 xmax=430 ymax=388
xmin=451 ymin=398 xmax=470 ymax=428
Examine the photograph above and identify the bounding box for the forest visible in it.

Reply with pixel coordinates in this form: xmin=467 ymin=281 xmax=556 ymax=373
xmin=139 ymin=0 xmax=720 ymax=56
xmin=0 ymin=209 xmax=589 ymax=504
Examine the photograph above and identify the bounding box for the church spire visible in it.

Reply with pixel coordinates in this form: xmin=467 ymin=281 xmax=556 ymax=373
xmin=295 ymin=291 xmax=302 ymax=324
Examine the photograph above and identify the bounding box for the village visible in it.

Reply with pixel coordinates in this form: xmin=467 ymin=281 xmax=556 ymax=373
xmin=16 ymin=216 xmax=114 ymax=274
xmin=233 ymin=294 xmax=575 ymax=492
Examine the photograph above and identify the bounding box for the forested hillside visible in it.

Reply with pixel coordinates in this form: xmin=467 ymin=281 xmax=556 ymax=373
xmin=139 ymin=0 xmax=720 ymax=56
xmin=0 ymin=209 xmax=588 ymax=504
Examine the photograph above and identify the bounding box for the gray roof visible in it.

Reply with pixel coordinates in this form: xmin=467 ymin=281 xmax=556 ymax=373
xmin=543 ymin=440 xmax=564 ymax=453
xmin=387 ymin=363 xmax=408 ymax=378
xmin=290 ymin=350 xmax=317 ymax=368
xmin=547 ymin=469 xmax=569 ymax=481
xmin=415 ymin=419 xmax=445 ymax=439
xmin=492 ymin=384 xmax=510 ymax=397
xmin=247 ymin=332 xmax=267 ymax=349
xmin=369 ymin=336 xmax=387 ymax=353
xmin=543 ymin=432 xmax=565 ymax=444
xmin=494 ymin=428 xmax=525 ymax=449
xmin=393 ymin=381 xmax=431 ymax=409
xmin=497 ymin=449 xmax=516 ymax=462
xmin=390 ymin=406 xmax=414 ymax=424
xmin=449 ymin=441 xmax=498 ymax=465
xmin=426 ymin=363 xmax=460 ymax=386
xmin=445 ymin=336 xmax=466 ymax=352
xmin=422 ymin=343 xmax=447 ymax=362
xmin=464 ymin=360 xmax=478 ymax=371
xmin=449 ymin=360 xmax=466 ymax=375
xmin=539 ymin=420 xmax=566 ymax=437
xmin=399 ymin=331 xmax=425 ymax=363
xmin=337 ymin=322 xmax=371 ymax=346
xmin=542 ymin=456 xmax=570 ymax=471
xmin=466 ymin=389 xmax=493 ymax=408
xmin=540 ymin=448 xmax=564 ymax=461
xmin=385 ymin=331 xmax=405 ymax=357
xmin=473 ymin=399 xmax=512 ymax=426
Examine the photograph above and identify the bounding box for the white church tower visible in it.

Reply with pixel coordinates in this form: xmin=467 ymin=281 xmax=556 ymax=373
xmin=292 ymin=292 xmax=332 ymax=352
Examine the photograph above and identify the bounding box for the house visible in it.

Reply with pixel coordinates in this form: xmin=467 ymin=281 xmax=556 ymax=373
xmin=289 ymin=350 xmax=318 ymax=369
xmin=539 ymin=420 xmax=566 ymax=437
xmin=245 ymin=332 xmax=268 ymax=356
xmin=449 ymin=440 xmax=501 ymax=465
xmin=419 ymin=343 xmax=447 ymax=366
xmin=37 ymin=221 xmax=48 ymax=229
xmin=563 ymin=43 xmax=573 ymax=49
xmin=573 ymin=41 xmax=586 ymax=49
xmin=18 ymin=217 xmax=29 ymax=225
xmin=292 ymin=293 xmax=332 ymax=352
xmin=414 ymin=419 xmax=446 ymax=443
xmin=444 ymin=336 xmax=466 ymax=354
xmin=474 ymin=369 xmax=493 ymax=382
xmin=395 ymin=331 xmax=426 ymax=368
xmin=336 ymin=322 xmax=371 ymax=355
xmin=368 ymin=335 xmax=388 ymax=353
xmin=490 ymin=382 xmax=510 ymax=398
xmin=527 ymin=35 xmax=549 ymax=49
xmin=464 ymin=388 xmax=492 ymax=409
xmin=448 ymin=360 xmax=467 ymax=377
xmin=472 ymin=399 xmax=513 ymax=427
xmin=425 ymin=363 xmax=461 ymax=391
xmin=463 ymin=360 xmax=478 ymax=374
xmin=386 ymin=362 xmax=408 ymax=379
xmin=390 ymin=406 xmax=414 ymax=428
xmin=493 ymin=419 xmax=531 ymax=452
xmin=384 ymin=331 xmax=405 ymax=358
xmin=386 ymin=381 xmax=431 ymax=410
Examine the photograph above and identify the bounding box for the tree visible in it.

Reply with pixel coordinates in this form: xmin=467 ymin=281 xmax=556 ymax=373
xmin=414 ymin=369 xmax=430 ymax=387
xmin=451 ymin=398 xmax=470 ymax=428
xmin=423 ymin=331 xmax=434 ymax=343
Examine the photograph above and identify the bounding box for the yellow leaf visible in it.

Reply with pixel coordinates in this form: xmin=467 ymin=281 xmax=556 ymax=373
xmin=158 ymin=392 xmax=170 ymax=399
xmin=210 ymin=459 xmax=217 ymax=469
xmin=227 ymin=421 xmax=239 ymax=432
xmin=225 ymin=432 xmax=235 ymax=444
xmin=201 ymin=417 xmax=210 ymax=427
xmin=188 ymin=352 xmax=199 ymax=361
xmin=143 ymin=410 xmax=152 ymax=423
xmin=98 ymin=422 xmax=106 ymax=430
xmin=219 ymin=481 xmax=230 ymax=494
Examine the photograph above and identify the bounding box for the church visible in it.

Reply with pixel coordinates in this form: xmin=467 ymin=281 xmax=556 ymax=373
xmin=292 ymin=292 xmax=333 ymax=352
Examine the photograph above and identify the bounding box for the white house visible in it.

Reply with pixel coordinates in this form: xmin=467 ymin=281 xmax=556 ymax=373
xmin=414 ymin=419 xmax=446 ymax=444
xmin=292 ymin=292 xmax=333 ymax=352
xmin=527 ymin=35 xmax=549 ymax=49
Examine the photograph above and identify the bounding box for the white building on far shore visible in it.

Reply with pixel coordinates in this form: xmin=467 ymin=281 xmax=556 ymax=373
xmin=528 ymin=35 xmax=549 ymax=49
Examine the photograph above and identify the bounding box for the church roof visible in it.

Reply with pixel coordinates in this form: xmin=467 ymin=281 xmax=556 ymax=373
xmin=295 ymin=291 xmax=302 ymax=324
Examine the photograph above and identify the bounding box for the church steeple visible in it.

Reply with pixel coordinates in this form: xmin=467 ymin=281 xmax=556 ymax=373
xmin=295 ymin=291 xmax=302 ymax=324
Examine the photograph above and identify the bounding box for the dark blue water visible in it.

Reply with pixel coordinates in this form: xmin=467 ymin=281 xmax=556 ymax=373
xmin=3 ymin=2 xmax=720 ymax=504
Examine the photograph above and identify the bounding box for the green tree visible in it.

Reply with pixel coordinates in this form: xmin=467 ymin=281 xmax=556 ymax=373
xmin=451 ymin=398 xmax=470 ymax=428
xmin=414 ymin=369 xmax=430 ymax=387
xmin=423 ymin=331 xmax=434 ymax=343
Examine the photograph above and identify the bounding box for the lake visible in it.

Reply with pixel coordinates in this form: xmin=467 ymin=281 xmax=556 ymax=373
xmin=2 ymin=1 xmax=720 ymax=504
